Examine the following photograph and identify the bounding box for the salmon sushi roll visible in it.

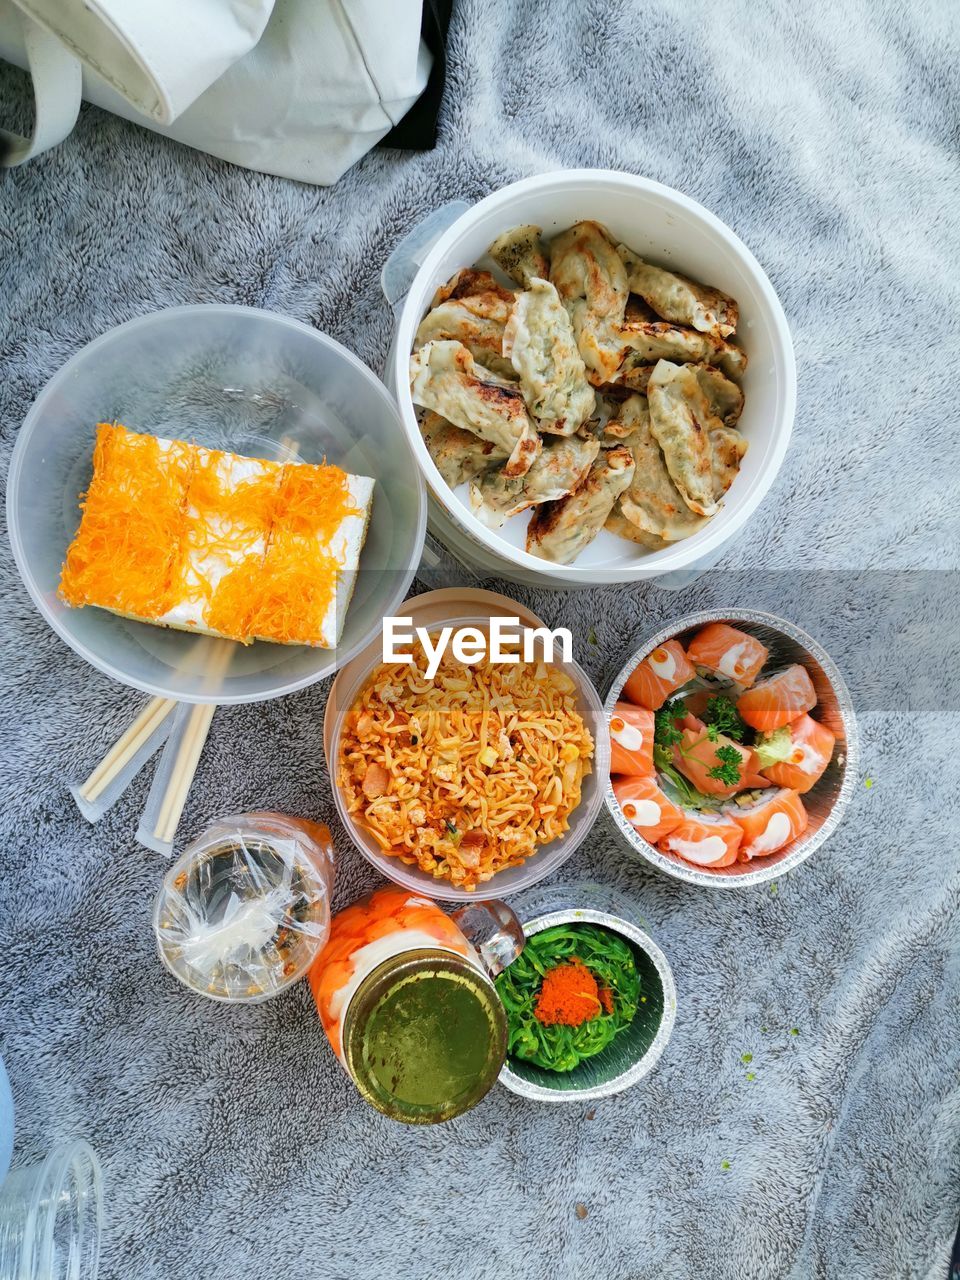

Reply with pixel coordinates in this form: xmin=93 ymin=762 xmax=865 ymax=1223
xmin=758 ymin=714 xmax=836 ymax=794
xmin=613 ymin=776 xmax=684 ymax=844
xmin=737 ymin=664 xmax=817 ymax=733
xmin=623 ymin=640 xmax=696 ymax=710
xmin=672 ymin=716 xmax=772 ymax=798
xmin=659 ymin=812 xmax=743 ymax=868
xmin=686 ymin=623 xmax=769 ymax=688
xmin=727 ymin=789 xmax=808 ymax=861
xmin=609 ymin=702 xmax=655 ymax=776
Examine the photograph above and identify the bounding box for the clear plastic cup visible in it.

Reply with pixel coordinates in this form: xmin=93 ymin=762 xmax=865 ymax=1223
xmin=7 ymin=305 xmax=426 ymax=704
xmin=0 ymin=1141 xmax=103 ymax=1280
xmin=153 ymin=812 xmax=335 ymax=1002
xmin=324 ymin=592 xmax=610 ymax=902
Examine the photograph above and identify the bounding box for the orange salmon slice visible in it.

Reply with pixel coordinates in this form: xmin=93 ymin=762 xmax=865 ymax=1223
xmin=623 ymin=640 xmax=696 ymax=710
xmin=672 ymin=715 xmax=772 ymax=797
xmin=609 ymin=702 xmax=655 ymax=776
xmin=761 ymin=714 xmax=836 ymax=793
xmin=737 ymin=664 xmax=817 ymax=733
xmin=686 ymin=622 xmax=769 ymax=688
xmin=659 ymin=812 xmax=743 ymax=867
xmin=727 ymin=789 xmax=808 ymax=860
xmin=613 ymin=776 xmax=684 ymax=843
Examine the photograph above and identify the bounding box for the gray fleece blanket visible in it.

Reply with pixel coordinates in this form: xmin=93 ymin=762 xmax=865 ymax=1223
xmin=1 ymin=2 xmax=958 ymax=1278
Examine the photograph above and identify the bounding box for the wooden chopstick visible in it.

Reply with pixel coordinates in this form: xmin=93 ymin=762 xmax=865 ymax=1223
xmin=150 ymin=637 xmax=234 ymax=846
xmin=153 ymin=701 xmax=218 ymax=845
xmin=79 ymin=696 xmax=177 ymax=804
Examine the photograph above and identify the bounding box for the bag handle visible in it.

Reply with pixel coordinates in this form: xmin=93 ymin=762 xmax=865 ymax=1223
xmin=0 ymin=9 xmax=81 ymax=167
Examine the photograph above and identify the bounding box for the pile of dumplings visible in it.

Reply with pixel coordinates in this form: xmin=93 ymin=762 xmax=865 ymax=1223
xmin=409 ymin=220 xmax=748 ymax=565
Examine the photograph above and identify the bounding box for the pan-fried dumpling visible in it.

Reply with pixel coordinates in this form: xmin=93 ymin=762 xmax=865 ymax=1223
xmin=691 ymin=363 xmax=744 ymax=426
xmin=416 ymin=269 xmax=517 ymax=379
xmin=613 ymin=362 xmax=744 ymax=418
xmin=709 ymin=424 xmax=749 ymax=505
xmin=604 ymin=505 xmax=668 ymax=550
xmin=549 ymin=221 xmax=629 ymax=386
xmin=527 ymin=446 xmax=635 ymax=564
xmin=646 ymin=360 xmax=747 ymax=517
xmin=503 ymin=278 xmax=595 ymax=435
xmin=614 ymin=363 xmax=654 ymax=395
xmin=616 ymin=322 xmax=747 ymax=381
xmin=420 ymin=411 xmax=507 ymax=489
xmin=596 ymin=412 xmax=638 ymax=446
xmin=410 ymin=341 xmax=541 ymax=478
xmin=415 ymin=300 xmax=516 ymax=380
xmin=608 ymin=395 xmax=710 ymax=542
xmin=487 ymin=224 xmax=550 ymax=289
xmin=469 ymin=433 xmax=599 ymax=527
xmin=430 ymin=267 xmax=515 ymax=309
xmin=617 ymin=244 xmax=738 ymax=338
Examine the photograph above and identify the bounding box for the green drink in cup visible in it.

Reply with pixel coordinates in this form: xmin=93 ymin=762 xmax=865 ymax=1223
xmin=310 ymin=889 xmax=523 ymax=1124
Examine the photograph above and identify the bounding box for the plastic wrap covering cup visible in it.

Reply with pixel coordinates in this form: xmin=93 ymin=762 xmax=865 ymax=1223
xmin=153 ymin=812 xmax=335 ymax=1003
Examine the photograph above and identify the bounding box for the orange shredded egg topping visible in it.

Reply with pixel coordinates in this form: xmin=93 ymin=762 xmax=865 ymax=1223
xmin=59 ymin=424 xmax=194 ymax=618
xmin=59 ymin=422 xmax=358 ymax=646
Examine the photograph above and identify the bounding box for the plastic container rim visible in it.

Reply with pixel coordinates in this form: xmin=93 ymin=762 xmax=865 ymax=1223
xmin=7 ymin=303 xmax=428 ymax=704
xmin=391 ymin=168 xmax=797 ymax=582
xmin=602 ymin=608 xmax=861 ymax=889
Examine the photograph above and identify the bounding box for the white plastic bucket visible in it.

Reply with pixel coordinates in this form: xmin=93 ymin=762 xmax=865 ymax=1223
xmin=385 ymin=169 xmax=797 ymax=589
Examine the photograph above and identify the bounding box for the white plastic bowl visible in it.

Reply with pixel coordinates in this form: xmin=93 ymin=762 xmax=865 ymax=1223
xmin=388 ymin=169 xmax=796 ymax=587
xmin=323 ymin=589 xmax=610 ymax=902
xmin=7 ymin=305 xmax=427 ymax=703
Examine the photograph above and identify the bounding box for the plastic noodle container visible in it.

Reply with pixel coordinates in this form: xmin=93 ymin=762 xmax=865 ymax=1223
xmin=324 ymin=589 xmax=610 ymax=902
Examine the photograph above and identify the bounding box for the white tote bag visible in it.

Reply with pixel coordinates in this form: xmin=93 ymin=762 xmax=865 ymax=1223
xmin=0 ymin=0 xmax=431 ymax=185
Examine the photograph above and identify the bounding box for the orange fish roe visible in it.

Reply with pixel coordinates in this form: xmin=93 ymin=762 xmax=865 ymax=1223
xmin=534 ymin=958 xmax=606 ymax=1027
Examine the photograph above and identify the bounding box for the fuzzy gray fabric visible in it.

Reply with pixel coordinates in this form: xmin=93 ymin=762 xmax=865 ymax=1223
xmin=1 ymin=2 xmax=958 ymax=1278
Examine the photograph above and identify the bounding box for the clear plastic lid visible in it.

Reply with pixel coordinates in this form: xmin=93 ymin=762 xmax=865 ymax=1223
xmin=153 ymin=812 xmax=335 ymax=1002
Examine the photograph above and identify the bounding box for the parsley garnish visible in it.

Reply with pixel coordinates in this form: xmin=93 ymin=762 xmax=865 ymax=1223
xmin=703 ymin=695 xmax=747 ymax=742
xmin=707 ymin=744 xmax=742 ymax=786
xmin=653 ymin=699 xmax=685 ymax=749
xmin=653 ymin=699 xmax=686 ymax=772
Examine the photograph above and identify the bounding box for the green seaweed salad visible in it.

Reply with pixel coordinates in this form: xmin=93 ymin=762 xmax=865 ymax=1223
xmin=495 ymin=923 xmax=640 ymax=1072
